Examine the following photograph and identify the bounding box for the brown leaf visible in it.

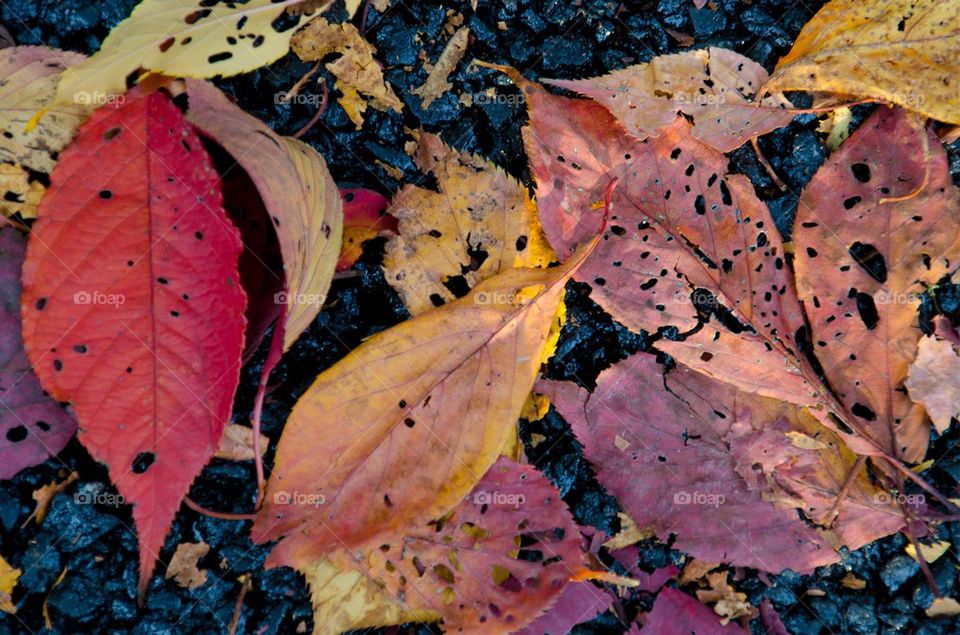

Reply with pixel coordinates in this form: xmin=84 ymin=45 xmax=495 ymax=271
xmin=411 ymin=26 xmax=470 ymax=109
xmin=546 ymin=47 xmax=796 ymax=152
xmin=907 ymin=336 xmax=960 ymax=435
xmin=214 ymin=424 xmax=270 ymax=462
xmin=165 ymin=542 xmax=210 ymax=589
xmin=291 ymin=18 xmax=402 ymax=129
xmin=24 ymin=472 xmax=78 ymax=526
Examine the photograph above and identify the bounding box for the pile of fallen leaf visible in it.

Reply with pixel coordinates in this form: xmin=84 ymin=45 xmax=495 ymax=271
xmin=2 ymin=0 xmax=960 ymax=632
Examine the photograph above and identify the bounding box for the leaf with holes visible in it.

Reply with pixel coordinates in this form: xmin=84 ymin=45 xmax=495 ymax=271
xmin=252 ymin=236 xmax=598 ymax=568
xmin=514 ymin=68 xmax=919 ymax=462
xmin=0 ymin=225 xmax=76 ymax=480
xmin=546 ymin=47 xmax=797 ymax=152
xmin=54 ymin=0 xmax=329 ymax=106
xmin=183 ymin=79 xmax=342 ymax=352
xmin=539 ymin=353 xmax=856 ymax=574
xmin=763 ymin=0 xmax=960 ymax=124
xmin=0 ymin=46 xmax=88 ymax=173
xmin=793 ymin=106 xmax=960 ymax=462
xmin=20 ymin=90 xmax=246 ymax=594
xmin=299 ymin=458 xmax=591 ymax=634
xmin=383 ymin=132 xmax=554 ymax=316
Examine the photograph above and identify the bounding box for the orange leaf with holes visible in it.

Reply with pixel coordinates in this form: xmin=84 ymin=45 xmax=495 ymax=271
xmin=20 ymin=89 xmax=246 ymax=595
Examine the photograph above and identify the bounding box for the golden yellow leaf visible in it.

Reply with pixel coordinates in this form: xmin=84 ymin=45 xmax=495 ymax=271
xmin=383 ymin=132 xmax=554 ymax=316
xmin=0 ymin=47 xmax=88 ymax=173
xmin=764 ymin=0 xmax=960 ymax=123
xmin=291 ymin=17 xmax=402 ymax=129
xmin=411 ymin=26 xmax=470 ymax=109
xmin=0 ymin=555 xmax=20 ymax=615
xmin=253 ymin=239 xmax=597 ymax=567
xmin=0 ymin=163 xmax=44 ymax=219
xmin=55 ymin=0 xmax=328 ymax=105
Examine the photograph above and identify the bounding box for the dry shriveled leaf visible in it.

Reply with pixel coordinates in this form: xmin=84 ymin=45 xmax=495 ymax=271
xmin=927 ymin=597 xmax=960 ymax=618
xmin=253 ymin=239 xmax=596 ymax=567
xmin=907 ymin=335 xmax=960 ymax=435
xmin=54 ymin=0 xmax=327 ymax=105
xmin=165 ymin=542 xmax=210 ymax=589
xmin=539 ymin=353 xmax=852 ymax=574
xmin=546 ymin=47 xmax=796 ymax=152
xmin=383 ymin=132 xmax=554 ymax=315
xmin=412 ymin=26 xmax=470 ymax=109
xmin=214 ymin=424 xmax=269 ymax=462
xmin=0 ymin=46 xmax=88 ymax=173
xmin=291 ymin=17 xmax=402 ymax=129
xmin=763 ymin=0 xmax=960 ymax=124
xmin=0 ymin=226 xmax=77 ymax=480
xmin=21 ymin=91 xmax=247 ymax=594
xmin=794 ymin=107 xmax=960 ymax=462
xmin=184 ymin=80 xmax=343 ymax=351
xmin=25 ymin=472 xmax=78 ymax=525
xmin=303 ymin=459 xmax=591 ymax=634
xmin=0 ymin=164 xmax=44 ymax=219
xmin=0 ymin=554 xmax=18 ymax=614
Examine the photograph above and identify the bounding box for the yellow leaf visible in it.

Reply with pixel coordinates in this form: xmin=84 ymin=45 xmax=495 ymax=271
xmin=55 ymin=0 xmax=328 ymax=105
xmin=785 ymin=430 xmax=829 ymax=450
xmin=253 ymin=239 xmax=597 ymax=567
xmin=291 ymin=18 xmax=402 ymax=129
xmin=0 ymin=163 xmax=44 ymax=220
xmin=214 ymin=424 xmax=270 ymax=462
xmin=820 ymin=106 xmax=852 ymax=151
xmin=0 ymin=555 xmax=20 ymax=615
xmin=906 ymin=540 xmax=951 ymax=564
xmin=302 ymin=558 xmax=438 ymax=634
xmin=764 ymin=0 xmax=960 ymax=123
xmin=602 ymin=512 xmax=654 ymax=550
xmin=383 ymin=132 xmax=555 ymax=316
xmin=0 ymin=47 xmax=89 ymax=173
xmin=165 ymin=542 xmax=210 ymax=589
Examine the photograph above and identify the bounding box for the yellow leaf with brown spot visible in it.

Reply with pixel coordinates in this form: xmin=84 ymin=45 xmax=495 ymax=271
xmin=55 ymin=1 xmax=330 ymax=105
xmin=764 ymin=0 xmax=960 ymax=123
xmin=383 ymin=132 xmax=554 ymax=316
xmin=0 ymin=163 xmax=44 ymax=219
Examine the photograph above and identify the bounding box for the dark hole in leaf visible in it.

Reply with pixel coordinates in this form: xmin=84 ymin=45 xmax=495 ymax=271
xmin=5 ymin=425 xmax=28 ymax=442
xmin=855 ymin=291 xmax=879 ymax=329
xmin=132 ymin=451 xmax=155 ymax=474
xmin=848 ymin=241 xmax=887 ymax=283
xmin=851 ymin=402 xmax=877 ymax=421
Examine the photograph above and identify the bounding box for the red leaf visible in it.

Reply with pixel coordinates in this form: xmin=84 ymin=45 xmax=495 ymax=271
xmin=640 ymin=588 xmax=745 ymax=634
xmin=20 ymin=90 xmax=246 ymax=594
xmin=516 ymin=581 xmax=614 ymax=635
xmin=0 ymin=225 xmax=76 ymax=479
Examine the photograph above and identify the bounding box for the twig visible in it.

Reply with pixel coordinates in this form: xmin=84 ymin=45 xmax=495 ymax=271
xmin=750 ymin=137 xmax=786 ymax=191
xmin=822 ymin=455 xmax=866 ymax=527
xmin=903 ymin=517 xmax=941 ymax=598
xmin=183 ymin=496 xmax=255 ymax=521
xmin=292 ymin=78 xmax=329 ymax=139
xmin=251 ymin=321 xmax=287 ymax=509
xmin=228 ymin=574 xmax=253 ymax=635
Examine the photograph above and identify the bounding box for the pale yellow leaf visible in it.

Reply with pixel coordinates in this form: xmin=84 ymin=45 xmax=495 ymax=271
xmin=0 ymin=163 xmax=44 ymax=219
xmin=165 ymin=542 xmax=210 ymax=589
xmin=906 ymin=540 xmax=951 ymax=564
xmin=55 ymin=0 xmax=328 ymax=105
xmin=214 ymin=424 xmax=270 ymax=461
xmin=411 ymin=26 xmax=470 ymax=109
xmin=927 ymin=597 xmax=960 ymax=618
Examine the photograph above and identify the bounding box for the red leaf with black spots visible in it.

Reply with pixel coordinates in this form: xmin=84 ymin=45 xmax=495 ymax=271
xmin=20 ymin=90 xmax=246 ymax=595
